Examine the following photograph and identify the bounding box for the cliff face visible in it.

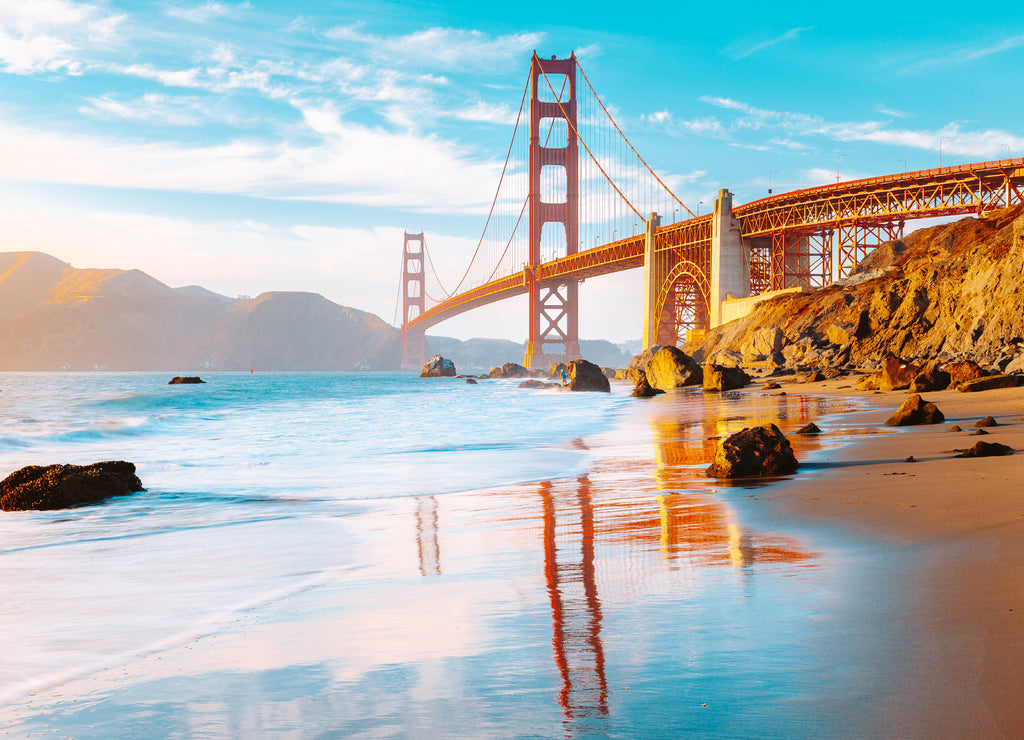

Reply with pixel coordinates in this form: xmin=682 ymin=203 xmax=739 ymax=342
xmin=689 ymin=206 xmax=1024 ymax=373
xmin=0 ymin=252 xmax=400 ymax=371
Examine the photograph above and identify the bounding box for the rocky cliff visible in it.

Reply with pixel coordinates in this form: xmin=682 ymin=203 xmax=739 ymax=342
xmin=0 ymin=252 xmax=401 ymax=370
xmin=687 ymin=206 xmax=1024 ymax=374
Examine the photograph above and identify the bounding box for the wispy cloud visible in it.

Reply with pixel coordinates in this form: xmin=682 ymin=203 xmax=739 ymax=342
xmin=0 ymin=0 xmax=125 ymax=74
xmin=324 ymin=26 xmax=542 ymax=70
xmin=79 ymin=93 xmax=222 ymax=126
xmin=874 ymin=103 xmax=910 ymax=118
xmin=454 ymin=102 xmax=518 ymax=126
xmin=731 ymin=27 xmax=814 ymax=60
xmin=892 ymin=31 xmax=1024 ymax=74
xmin=165 ymin=2 xmax=250 ymax=23
xmin=697 ymin=96 xmax=1024 ymax=158
xmin=643 ymin=110 xmax=728 ymax=138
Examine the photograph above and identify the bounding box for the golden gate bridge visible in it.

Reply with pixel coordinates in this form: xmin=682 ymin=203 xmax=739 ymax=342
xmin=399 ymin=52 xmax=1024 ymax=370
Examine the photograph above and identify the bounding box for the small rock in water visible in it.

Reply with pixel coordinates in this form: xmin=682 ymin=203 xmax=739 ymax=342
xmin=796 ymin=423 xmax=821 ymax=435
xmin=763 ymin=382 xmax=781 ymax=390
xmin=465 ymin=378 xmax=478 ymax=385
xmin=975 ymin=416 xmax=998 ymax=428
xmin=706 ymin=424 xmax=798 ymax=479
xmin=905 ymin=455 xmax=916 ymax=463
xmin=518 ymin=379 xmax=559 ymax=390
xmin=971 ymin=429 xmax=990 ymax=436
xmin=948 ymin=424 xmax=962 ymax=432
xmin=955 ymin=441 xmax=1014 ymax=458
xmin=168 ymin=376 xmax=205 ymax=384
xmin=420 ymin=355 xmax=456 ymax=378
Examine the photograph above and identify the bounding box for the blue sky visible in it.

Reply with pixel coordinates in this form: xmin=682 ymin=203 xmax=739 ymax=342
xmin=1 ymin=1 xmax=1023 ymax=342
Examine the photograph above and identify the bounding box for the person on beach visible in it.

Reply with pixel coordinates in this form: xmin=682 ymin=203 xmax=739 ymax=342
xmin=561 ymin=368 xmax=568 ymax=386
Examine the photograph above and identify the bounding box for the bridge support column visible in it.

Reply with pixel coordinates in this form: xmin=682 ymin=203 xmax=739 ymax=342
xmin=709 ymin=189 xmax=749 ymax=328
xmin=641 ymin=213 xmax=661 ymax=350
xmin=400 ymin=231 xmax=427 ymax=371
xmin=524 ymin=52 xmax=580 ymax=369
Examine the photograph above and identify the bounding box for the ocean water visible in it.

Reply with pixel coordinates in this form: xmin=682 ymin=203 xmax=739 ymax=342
xmin=0 ymin=372 xmax=899 ymax=738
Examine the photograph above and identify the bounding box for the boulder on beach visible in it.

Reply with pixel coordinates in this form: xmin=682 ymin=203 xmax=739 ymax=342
xmin=420 ymin=355 xmax=456 ymax=377
xmin=975 ymin=416 xmax=998 ymax=427
xmin=955 ymin=441 xmax=1014 ymax=458
xmin=0 ymin=461 xmax=145 ymax=511
xmin=946 ymin=361 xmax=987 ymax=386
xmin=706 ymin=424 xmax=799 ymax=479
xmin=909 ymin=361 xmax=951 ymax=393
xmin=168 ymin=376 xmax=205 ymax=384
xmin=703 ymin=364 xmax=750 ymax=392
xmin=884 ymin=394 xmax=945 ymax=426
xmin=763 ymin=381 xmax=782 ymax=390
xmin=627 ymin=346 xmax=702 ymax=390
xmin=489 ymin=361 xmax=530 ymax=379
xmin=856 ymin=374 xmax=882 ymax=391
xmin=632 ymin=376 xmax=665 ymax=398
xmin=567 ymin=359 xmax=611 ymax=392
xmin=796 ymin=423 xmax=821 ymax=435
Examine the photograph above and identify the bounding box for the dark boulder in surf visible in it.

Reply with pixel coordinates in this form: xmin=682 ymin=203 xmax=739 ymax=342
xmin=706 ymin=424 xmax=798 ymax=478
xmin=0 ymin=461 xmax=145 ymax=511
xmin=489 ymin=361 xmax=530 ymax=379
xmin=168 ymin=376 xmax=205 ymax=384
xmin=567 ymin=359 xmax=611 ymax=392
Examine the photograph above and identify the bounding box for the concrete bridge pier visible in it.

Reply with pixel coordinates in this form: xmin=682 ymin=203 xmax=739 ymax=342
xmin=708 ymin=189 xmax=750 ymax=328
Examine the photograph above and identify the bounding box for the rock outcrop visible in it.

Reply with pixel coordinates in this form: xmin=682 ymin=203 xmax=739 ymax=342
xmin=421 ymin=355 xmax=456 ymax=377
xmin=168 ymin=376 xmax=205 ymax=385
xmin=489 ymin=362 xmax=531 ymax=379
xmin=688 ymin=206 xmax=1024 ymax=376
xmin=955 ymin=441 xmax=1014 ymax=458
xmin=705 ymin=424 xmax=799 ymax=478
xmin=0 ymin=461 xmax=144 ymax=511
xmin=567 ymin=359 xmax=611 ymax=393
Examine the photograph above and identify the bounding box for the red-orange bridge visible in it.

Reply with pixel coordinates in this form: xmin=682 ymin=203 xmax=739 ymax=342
xmin=400 ymin=53 xmax=1024 ymax=370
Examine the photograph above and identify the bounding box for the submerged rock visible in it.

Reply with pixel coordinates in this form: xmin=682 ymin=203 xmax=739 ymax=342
xmin=168 ymin=376 xmax=205 ymax=384
xmin=884 ymin=394 xmax=945 ymax=426
xmin=420 ymin=355 xmax=456 ymax=377
xmin=706 ymin=424 xmax=799 ymax=479
xmin=0 ymin=461 xmax=144 ymax=511
xmin=519 ymin=379 xmax=559 ymax=390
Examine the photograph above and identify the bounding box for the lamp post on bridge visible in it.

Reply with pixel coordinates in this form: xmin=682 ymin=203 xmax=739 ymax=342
xmin=768 ymin=170 xmax=779 ymax=195
xmin=836 ymin=154 xmax=845 ymax=184
xmin=939 ymin=135 xmax=949 ymax=168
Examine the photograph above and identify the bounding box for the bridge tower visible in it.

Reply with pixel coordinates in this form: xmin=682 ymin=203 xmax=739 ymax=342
xmin=524 ymin=52 xmax=580 ymax=369
xmin=401 ymin=231 xmax=426 ymax=370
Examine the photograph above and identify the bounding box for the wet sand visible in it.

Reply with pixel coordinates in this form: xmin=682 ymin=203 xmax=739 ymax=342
xmin=2 ymin=380 xmax=1023 ymax=737
xmin=742 ymin=378 xmax=1024 ymax=737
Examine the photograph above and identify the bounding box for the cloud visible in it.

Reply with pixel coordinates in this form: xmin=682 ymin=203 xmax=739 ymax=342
xmin=0 ymin=0 xmax=125 ymax=74
xmin=731 ymin=26 xmax=814 ymax=60
xmin=643 ymin=110 xmax=727 ymax=138
xmin=0 ymin=107 xmax=504 ymax=213
xmin=874 ymin=103 xmax=910 ymax=119
xmin=454 ymin=102 xmax=517 ymax=125
xmin=78 ymin=93 xmax=220 ymax=127
xmin=898 ymin=31 xmax=1024 ymax=73
xmin=165 ymin=2 xmax=250 ymax=23
xmin=324 ymin=26 xmax=542 ymax=70
xmin=697 ymin=96 xmax=1024 ymax=158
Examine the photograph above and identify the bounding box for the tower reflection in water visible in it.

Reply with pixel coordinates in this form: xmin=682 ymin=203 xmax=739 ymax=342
xmin=535 ymin=394 xmax=825 ymax=732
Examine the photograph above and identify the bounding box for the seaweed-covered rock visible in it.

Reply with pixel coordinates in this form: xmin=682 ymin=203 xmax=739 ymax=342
xmin=884 ymin=394 xmax=945 ymax=426
xmin=0 ymin=461 xmax=145 ymax=511
xmin=706 ymin=424 xmax=799 ymax=478
xmin=421 ymin=355 xmax=456 ymax=377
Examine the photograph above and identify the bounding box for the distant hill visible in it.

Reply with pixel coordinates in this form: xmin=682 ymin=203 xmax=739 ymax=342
xmin=0 ymin=252 xmax=401 ymax=371
xmin=424 ymin=336 xmax=633 ymax=372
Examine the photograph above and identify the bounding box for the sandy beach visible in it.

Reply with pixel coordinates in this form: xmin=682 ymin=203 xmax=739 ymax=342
xmin=739 ymin=377 xmax=1024 ymax=737
xmin=2 ymin=375 xmax=1023 ymax=738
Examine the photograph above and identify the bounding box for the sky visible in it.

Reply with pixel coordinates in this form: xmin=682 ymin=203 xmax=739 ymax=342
xmin=1 ymin=1 xmax=1023 ymax=343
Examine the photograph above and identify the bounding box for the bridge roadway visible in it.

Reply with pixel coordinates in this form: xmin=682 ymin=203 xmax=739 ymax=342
xmin=408 ymin=157 xmax=1024 ymax=334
